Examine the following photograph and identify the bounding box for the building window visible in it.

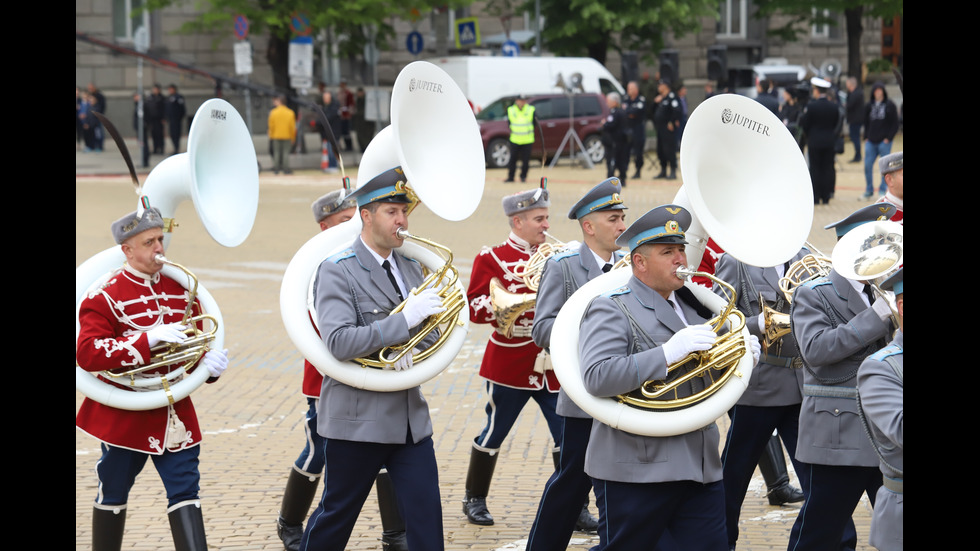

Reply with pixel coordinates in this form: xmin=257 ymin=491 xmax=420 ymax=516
xmin=811 ymin=8 xmax=842 ymax=40
xmin=113 ymin=0 xmax=149 ymax=44
xmin=717 ymin=0 xmax=746 ymax=39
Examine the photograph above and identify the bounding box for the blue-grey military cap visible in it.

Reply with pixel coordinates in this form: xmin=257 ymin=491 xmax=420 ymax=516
xmin=111 ymin=202 xmax=165 ymax=244
xmin=825 ymin=203 xmax=897 ymax=238
xmin=503 ymin=182 xmax=550 ymax=216
xmin=879 ymin=151 xmax=903 ymax=175
xmin=312 ymin=189 xmax=357 ymax=222
xmin=615 ymin=204 xmax=691 ymax=252
xmin=567 ymin=177 xmax=627 ymax=220
xmin=880 ymin=266 xmax=903 ymax=295
xmin=347 ymin=167 xmax=412 ymax=208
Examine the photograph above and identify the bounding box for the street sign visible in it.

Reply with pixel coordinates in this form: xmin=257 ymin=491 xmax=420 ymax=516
xmin=233 ymin=14 xmax=249 ymax=40
xmin=234 ymin=41 xmax=253 ymax=75
xmin=502 ymin=40 xmax=519 ymax=57
xmin=290 ymin=12 xmax=312 ymax=37
xmin=406 ymin=31 xmax=424 ymax=56
xmin=455 ymin=17 xmax=480 ymax=49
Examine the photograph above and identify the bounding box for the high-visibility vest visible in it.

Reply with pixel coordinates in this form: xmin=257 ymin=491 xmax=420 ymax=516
xmin=507 ymin=104 xmax=535 ymax=145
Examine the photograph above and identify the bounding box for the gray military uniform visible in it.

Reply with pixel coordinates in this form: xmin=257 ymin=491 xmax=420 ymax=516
xmin=857 ymin=331 xmax=903 ymax=551
xmin=313 ymin=237 xmax=436 ymax=444
xmin=578 ymin=274 xmax=721 ymax=484
xmin=533 ymin=243 xmax=624 ymax=417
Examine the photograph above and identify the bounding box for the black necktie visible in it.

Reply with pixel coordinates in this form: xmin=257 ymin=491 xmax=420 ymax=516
xmin=602 ymin=263 xmax=612 ymax=273
xmin=382 ymin=260 xmax=404 ymax=301
xmin=863 ymin=284 xmax=876 ymax=307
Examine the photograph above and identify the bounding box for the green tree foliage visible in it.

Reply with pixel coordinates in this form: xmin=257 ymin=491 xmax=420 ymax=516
xmin=529 ymin=0 xmax=721 ymax=64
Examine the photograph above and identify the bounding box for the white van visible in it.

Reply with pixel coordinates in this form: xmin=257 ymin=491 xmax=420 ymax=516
xmin=425 ymin=55 xmax=625 ymax=113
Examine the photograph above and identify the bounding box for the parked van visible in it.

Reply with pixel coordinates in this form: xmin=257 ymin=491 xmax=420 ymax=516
xmin=727 ymin=58 xmax=808 ymax=102
xmin=426 ymin=55 xmax=625 ymax=113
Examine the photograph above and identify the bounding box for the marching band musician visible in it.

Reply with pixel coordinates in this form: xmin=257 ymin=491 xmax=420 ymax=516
xmin=275 ymin=190 xmax=408 ymax=551
xmin=787 ymin=203 xmax=898 ymax=551
xmin=856 ymin=267 xmax=903 ymax=551
xmin=299 ymin=168 xmax=447 ymax=551
xmin=525 ymin=177 xmax=627 ymax=548
xmin=578 ymin=205 xmax=761 ymax=550
xmin=76 ymin=205 xmax=230 ymax=551
xmin=875 ymin=152 xmax=903 ymax=224
xmin=462 ymin=182 xmax=565 ymax=526
xmin=713 ymin=246 xmax=810 ymax=551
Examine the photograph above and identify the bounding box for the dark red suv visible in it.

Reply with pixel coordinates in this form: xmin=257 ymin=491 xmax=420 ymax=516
xmin=477 ymin=93 xmax=608 ymax=168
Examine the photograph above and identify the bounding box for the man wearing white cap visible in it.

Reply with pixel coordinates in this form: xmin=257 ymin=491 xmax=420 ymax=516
xmin=800 ymin=77 xmax=841 ymax=205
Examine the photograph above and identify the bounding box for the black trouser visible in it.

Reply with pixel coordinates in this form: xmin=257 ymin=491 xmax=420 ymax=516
xmin=655 ymin=123 xmax=677 ymax=171
xmin=508 ymin=142 xmax=532 ymax=180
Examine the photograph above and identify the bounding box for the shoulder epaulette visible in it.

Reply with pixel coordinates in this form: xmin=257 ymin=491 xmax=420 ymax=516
xmin=327 ymin=248 xmax=355 ymax=264
xmin=552 ymin=249 xmax=579 ymax=262
xmin=602 ymin=286 xmax=631 ymax=298
xmin=869 ymin=342 xmax=903 ymax=362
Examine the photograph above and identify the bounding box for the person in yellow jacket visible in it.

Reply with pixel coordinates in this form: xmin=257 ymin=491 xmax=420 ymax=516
xmin=505 ymin=95 xmax=536 ymax=183
xmin=269 ymin=95 xmax=297 ymax=175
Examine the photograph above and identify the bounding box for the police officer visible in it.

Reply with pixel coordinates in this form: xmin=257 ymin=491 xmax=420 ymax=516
xmin=652 ymin=79 xmax=681 ymax=180
xmin=623 ymin=82 xmax=647 ymax=179
xmin=506 ymin=94 xmax=536 ymax=183
xmin=300 ymin=168 xmax=447 ymax=551
xmin=787 ymin=203 xmax=898 ymax=551
xmin=602 ymin=92 xmax=631 ymax=187
xmin=857 ymin=267 xmax=903 ymax=551
xmin=578 ymin=205 xmax=761 ymax=550
xmin=525 ymin=177 xmax=627 ymax=550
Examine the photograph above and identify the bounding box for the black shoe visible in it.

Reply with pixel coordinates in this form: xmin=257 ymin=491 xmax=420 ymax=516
xmin=574 ymin=504 xmax=599 ymax=532
xmin=463 ymin=492 xmax=494 ymax=526
xmin=655 ymin=171 xmax=667 ymax=179
xmin=503 ymin=178 xmax=514 ymax=183
xmin=632 ymin=171 xmax=641 ymax=179
xmin=381 ymin=530 xmax=408 ymax=551
xmin=849 ymin=157 xmax=861 ymax=163
xmin=277 ymin=517 xmax=305 ymax=551
xmin=767 ymin=482 xmax=804 ymax=506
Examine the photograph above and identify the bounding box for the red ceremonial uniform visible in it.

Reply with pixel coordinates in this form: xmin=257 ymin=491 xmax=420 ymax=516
xmin=467 ymin=234 xmax=559 ymax=391
xmin=876 ymin=193 xmax=903 ymax=225
xmin=76 ymin=265 xmax=209 ymax=454
xmin=301 ymin=313 xmax=323 ymax=398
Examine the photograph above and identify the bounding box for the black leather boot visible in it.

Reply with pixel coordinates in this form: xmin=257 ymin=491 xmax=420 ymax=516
xmin=277 ymin=468 xmax=320 ymax=551
xmin=92 ymin=504 xmax=126 ymax=551
xmin=168 ymin=500 xmax=208 ymax=551
xmin=462 ymin=445 xmax=498 ymax=526
xmin=758 ymin=434 xmax=804 ymax=506
xmin=376 ymin=469 xmax=408 ymax=551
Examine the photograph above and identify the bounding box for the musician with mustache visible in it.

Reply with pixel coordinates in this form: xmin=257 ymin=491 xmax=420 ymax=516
xmin=76 ymin=205 xmax=230 ymax=551
xmin=300 ymin=168 xmax=446 ymax=551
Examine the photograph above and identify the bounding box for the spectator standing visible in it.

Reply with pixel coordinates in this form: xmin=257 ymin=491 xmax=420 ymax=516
xmin=165 ymin=84 xmax=187 ymax=155
xmin=315 ymin=91 xmax=342 ymax=173
xmin=844 ymin=77 xmax=865 ymax=163
xmin=338 ymin=79 xmax=355 ymax=152
xmin=354 ymin=87 xmax=374 ymax=153
xmin=268 ymin=95 xmax=297 ymax=175
xmin=87 ymin=82 xmax=107 ymax=151
xmin=862 ymin=82 xmax=900 ymax=198
xmin=145 ymin=84 xmax=166 ymax=155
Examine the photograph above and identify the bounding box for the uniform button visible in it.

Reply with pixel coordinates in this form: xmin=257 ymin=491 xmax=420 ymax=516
xmin=834 ymin=408 xmax=840 ymax=414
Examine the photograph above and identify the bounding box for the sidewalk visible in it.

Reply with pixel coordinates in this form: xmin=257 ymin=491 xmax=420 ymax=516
xmin=77 ymin=132 xmax=897 ymax=549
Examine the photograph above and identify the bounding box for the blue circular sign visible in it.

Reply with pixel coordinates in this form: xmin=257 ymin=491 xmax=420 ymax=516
xmin=233 ymin=15 xmax=249 ymax=40
xmin=502 ymin=40 xmax=520 ymax=57
xmin=406 ymin=31 xmax=424 ymax=55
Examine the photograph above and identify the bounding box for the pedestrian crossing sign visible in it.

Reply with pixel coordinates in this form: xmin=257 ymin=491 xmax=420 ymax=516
xmin=455 ymin=17 xmax=480 ymax=49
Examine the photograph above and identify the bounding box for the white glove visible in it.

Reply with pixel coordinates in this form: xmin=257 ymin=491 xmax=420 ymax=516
xmin=756 ymin=313 xmax=766 ymax=334
xmin=147 ymin=323 xmax=188 ymax=348
xmin=401 ymin=288 xmax=446 ymax=329
xmin=749 ymin=335 xmax=762 ymax=366
xmin=202 ymin=349 xmax=229 ymax=378
xmin=564 ymin=240 xmax=582 ymax=251
xmin=389 ymin=348 xmax=420 ymax=371
xmin=662 ymin=324 xmax=716 ymax=365
xmin=871 ymin=296 xmax=893 ymax=322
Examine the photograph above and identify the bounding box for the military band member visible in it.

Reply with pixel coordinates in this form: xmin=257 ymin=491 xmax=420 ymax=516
xmin=275 ymin=190 xmax=408 ymax=551
xmin=578 ymin=205 xmax=761 ymax=550
xmin=76 ymin=205 xmax=230 ymax=551
xmin=787 ymin=203 xmax=898 ymax=551
xmin=857 ymin=268 xmax=903 ymax=551
xmin=875 ymin=152 xmax=903 ymax=224
xmin=713 ymin=247 xmax=809 ymax=550
xmin=525 ymin=177 xmax=627 ymax=548
xmin=300 ymin=168 xmax=447 ymax=551
xmin=462 ymin=182 xmax=564 ymax=526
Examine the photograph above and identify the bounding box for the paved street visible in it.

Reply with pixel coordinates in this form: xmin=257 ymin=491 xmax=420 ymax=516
xmin=76 ymin=130 xmax=898 ymax=550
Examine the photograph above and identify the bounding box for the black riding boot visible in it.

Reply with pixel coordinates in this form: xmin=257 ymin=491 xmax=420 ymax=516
xmin=376 ymin=469 xmax=408 ymax=551
xmin=92 ymin=504 xmax=126 ymax=551
xmin=758 ymin=434 xmax=804 ymax=506
xmin=168 ymin=500 xmax=208 ymax=551
xmin=463 ymin=444 xmax=498 ymax=526
xmin=277 ymin=467 xmax=320 ymax=551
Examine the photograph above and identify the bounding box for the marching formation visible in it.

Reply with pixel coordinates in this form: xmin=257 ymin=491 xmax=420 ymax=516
xmin=76 ymin=63 xmax=902 ymax=551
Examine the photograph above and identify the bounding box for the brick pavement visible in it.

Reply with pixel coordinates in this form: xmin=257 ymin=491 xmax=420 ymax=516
xmin=76 ymin=133 xmax=899 ymax=550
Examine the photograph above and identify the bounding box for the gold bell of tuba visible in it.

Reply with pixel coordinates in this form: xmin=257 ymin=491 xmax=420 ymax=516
xmin=489 ymin=232 xmax=570 ymax=337
xmin=763 ymin=242 xmax=832 ymax=350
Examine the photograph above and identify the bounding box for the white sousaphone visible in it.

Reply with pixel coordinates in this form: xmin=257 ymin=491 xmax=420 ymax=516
xmin=279 ymin=61 xmax=485 ymax=392
xmin=551 ymin=94 xmax=814 ymax=436
xmin=76 ymin=98 xmax=259 ymax=411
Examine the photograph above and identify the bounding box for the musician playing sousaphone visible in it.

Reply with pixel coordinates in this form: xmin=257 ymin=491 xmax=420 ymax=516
xmin=300 ymin=168 xmax=447 ymax=551
xmin=577 ymin=204 xmax=761 ymax=549
xmin=76 ymin=204 xmax=230 ymax=551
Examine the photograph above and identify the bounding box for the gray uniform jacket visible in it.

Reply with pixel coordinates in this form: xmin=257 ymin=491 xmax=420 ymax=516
xmin=532 ymin=243 xmax=624 ymax=417
xmin=578 ymin=274 xmax=722 ymax=484
xmin=790 ymin=269 xmax=891 ymax=466
xmin=313 ymin=237 xmax=437 ymax=445
xmin=713 ymin=250 xmax=807 ymax=407
xmin=858 ymin=331 xmax=903 ymax=551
